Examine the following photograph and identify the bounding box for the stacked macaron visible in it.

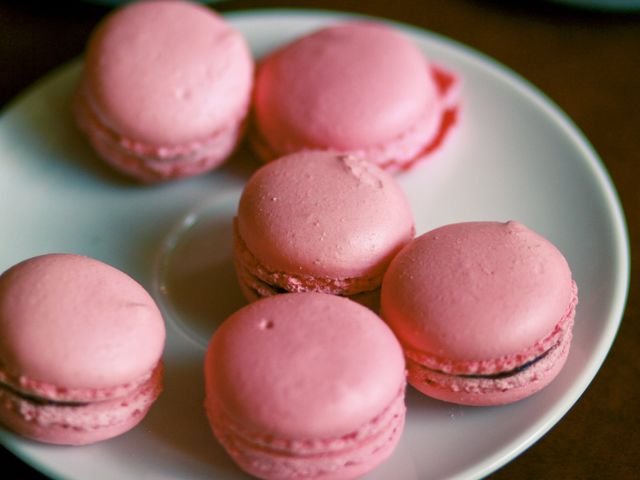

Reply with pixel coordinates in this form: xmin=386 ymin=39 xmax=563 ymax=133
xmin=74 ymin=0 xmax=253 ymax=182
xmin=380 ymin=221 xmax=578 ymax=406
xmin=251 ymin=21 xmax=460 ymax=171
xmin=204 ymin=293 xmax=406 ymax=480
xmin=0 ymin=254 xmax=165 ymax=445
xmin=233 ymin=150 xmax=415 ymax=308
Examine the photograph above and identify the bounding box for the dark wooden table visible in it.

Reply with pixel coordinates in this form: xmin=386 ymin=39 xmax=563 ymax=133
xmin=1 ymin=0 xmax=638 ymax=478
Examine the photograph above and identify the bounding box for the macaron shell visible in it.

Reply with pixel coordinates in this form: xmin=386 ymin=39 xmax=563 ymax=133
xmin=83 ymin=0 xmax=253 ymax=146
xmin=0 ymin=254 xmax=166 ymax=391
xmin=236 ymin=151 xmax=415 ymax=280
xmin=205 ymin=293 xmax=405 ymax=440
xmin=381 ymin=221 xmax=575 ymax=361
xmin=253 ymin=21 xmax=436 ymax=152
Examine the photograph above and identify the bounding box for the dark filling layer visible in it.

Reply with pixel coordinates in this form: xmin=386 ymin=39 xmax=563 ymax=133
xmin=454 ymin=344 xmax=556 ymax=380
xmin=0 ymin=380 xmax=88 ymax=407
xmin=242 ymin=269 xmax=288 ymax=298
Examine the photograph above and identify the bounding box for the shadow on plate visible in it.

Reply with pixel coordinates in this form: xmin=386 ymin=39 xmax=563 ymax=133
xmin=141 ymin=353 xmax=252 ymax=478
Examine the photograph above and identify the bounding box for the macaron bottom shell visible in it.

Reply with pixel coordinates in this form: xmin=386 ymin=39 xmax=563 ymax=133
xmin=207 ymin=388 xmax=405 ymax=480
xmin=398 ymin=280 xmax=578 ymax=406
xmin=0 ymin=363 xmax=163 ymax=445
xmin=406 ymin=327 xmax=573 ymax=406
xmin=74 ymin=88 xmax=247 ymax=183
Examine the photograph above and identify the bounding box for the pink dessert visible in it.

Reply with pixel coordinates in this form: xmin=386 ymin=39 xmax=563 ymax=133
xmin=234 ymin=150 xmax=415 ymax=307
xmin=381 ymin=221 xmax=578 ymax=406
xmin=74 ymin=0 xmax=254 ymax=182
xmin=204 ymin=292 xmax=406 ymax=479
xmin=251 ymin=21 xmax=460 ymax=172
xmin=0 ymin=254 xmax=166 ymax=445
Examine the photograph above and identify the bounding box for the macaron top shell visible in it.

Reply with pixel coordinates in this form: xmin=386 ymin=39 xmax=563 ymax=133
xmin=83 ymin=0 xmax=253 ymax=146
xmin=236 ymin=151 xmax=415 ymax=279
xmin=0 ymin=254 xmax=166 ymax=390
xmin=205 ymin=293 xmax=405 ymax=439
xmin=381 ymin=221 xmax=575 ymax=361
xmin=254 ymin=21 xmax=437 ymax=152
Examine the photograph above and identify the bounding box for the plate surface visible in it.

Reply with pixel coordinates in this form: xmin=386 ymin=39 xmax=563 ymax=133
xmin=0 ymin=10 xmax=629 ymax=480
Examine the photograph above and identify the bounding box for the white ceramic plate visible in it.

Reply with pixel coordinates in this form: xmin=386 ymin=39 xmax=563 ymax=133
xmin=0 ymin=10 xmax=629 ymax=480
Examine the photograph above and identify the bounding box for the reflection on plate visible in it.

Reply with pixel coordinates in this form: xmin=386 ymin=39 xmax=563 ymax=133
xmin=0 ymin=9 xmax=629 ymax=480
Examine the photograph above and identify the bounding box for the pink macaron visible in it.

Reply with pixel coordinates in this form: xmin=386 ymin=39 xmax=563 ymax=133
xmin=74 ymin=0 xmax=254 ymax=182
xmin=380 ymin=221 xmax=578 ymax=406
xmin=233 ymin=150 xmax=415 ymax=307
xmin=0 ymin=254 xmax=166 ymax=445
xmin=251 ymin=21 xmax=460 ymax=171
xmin=204 ymin=292 xmax=406 ymax=480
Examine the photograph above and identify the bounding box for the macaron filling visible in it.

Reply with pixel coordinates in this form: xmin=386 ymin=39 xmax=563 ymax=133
xmin=0 ymin=362 xmax=163 ymax=405
xmin=0 ymin=361 xmax=161 ymax=403
xmin=0 ymin=381 xmax=88 ymax=407
xmin=458 ymin=347 xmax=554 ymax=380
